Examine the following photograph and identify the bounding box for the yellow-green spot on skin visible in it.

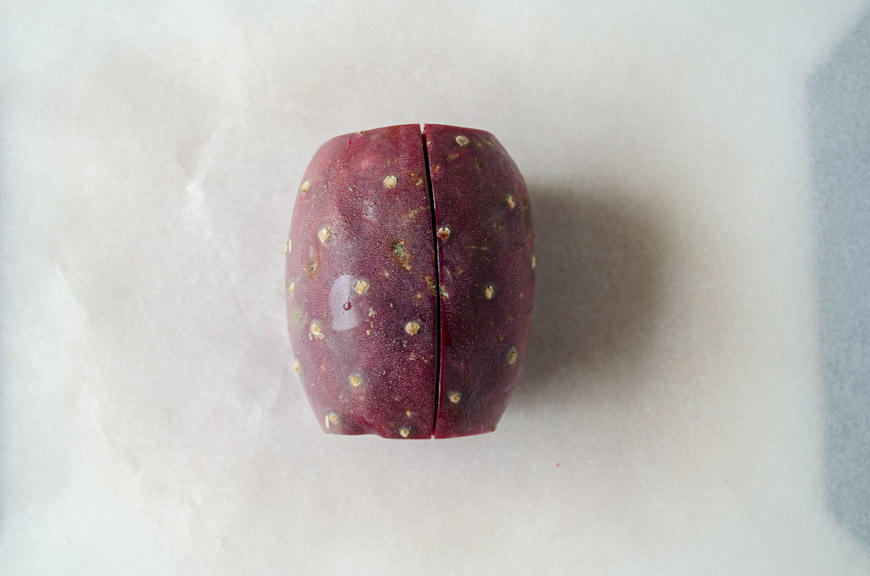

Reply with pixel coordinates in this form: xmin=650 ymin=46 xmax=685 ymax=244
xmin=484 ymin=284 xmax=496 ymax=300
xmin=310 ymin=322 xmax=324 ymax=340
xmin=326 ymin=412 xmax=339 ymax=429
xmin=300 ymin=180 xmax=311 ymax=195
xmin=425 ymin=276 xmax=437 ymax=296
xmin=405 ymin=321 xmax=421 ymax=336
xmin=284 ymin=238 xmax=292 ymax=254
xmin=409 ymin=172 xmax=424 ymax=186
xmin=354 ymin=279 xmax=370 ymax=294
xmin=294 ymin=360 xmax=301 ymax=373
xmin=437 ymin=226 xmax=451 ymax=241
xmin=391 ymin=241 xmax=412 ymax=270
xmin=449 ymin=391 xmax=462 ymax=404
xmin=349 ymin=374 xmax=362 ymax=388
xmin=383 ymin=175 xmax=398 ymax=189
xmin=455 ymin=135 xmax=469 ymax=147
xmin=439 ymin=285 xmax=449 ymax=299
xmin=506 ymin=195 xmax=516 ymax=209
xmin=405 ymin=409 xmax=412 ymax=418
xmin=405 ymin=205 xmax=429 ymax=221
xmin=399 ymin=427 xmax=411 ymax=438
xmin=290 ymin=306 xmax=304 ymax=328
xmin=368 ymin=307 xmax=376 ymax=317
xmin=318 ymin=226 xmax=330 ymax=244
xmin=532 ymin=255 xmax=536 ymax=270
xmin=507 ymin=347 xmax=518 ymax=365
xmin=308 ymin=245 xmax=318 ymax=276
xmin=288 ymin=281 xmax=295 ymax=295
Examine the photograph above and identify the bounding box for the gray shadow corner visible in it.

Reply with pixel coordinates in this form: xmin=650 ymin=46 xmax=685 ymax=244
xmin=513 ymin=185 xmax=668 ymax=410
xmin=807 ymin=7 xmax=870 ymax=550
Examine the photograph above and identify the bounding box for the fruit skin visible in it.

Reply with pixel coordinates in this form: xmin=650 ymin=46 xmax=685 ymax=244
xmin=286 ymin=124 xmax=534 ymax=438
xmin=286 ymin=125 xmax=438 ymax=439
xmin=425 ymin=125 xmax=535 ymax=438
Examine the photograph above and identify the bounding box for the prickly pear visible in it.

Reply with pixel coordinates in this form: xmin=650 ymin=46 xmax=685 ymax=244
xmin=285 ymin=124 xmax=534 ymax=438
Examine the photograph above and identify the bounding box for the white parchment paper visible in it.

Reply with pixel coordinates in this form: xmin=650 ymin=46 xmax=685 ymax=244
xmin=2 ymin=1 xmax=869 ymax=574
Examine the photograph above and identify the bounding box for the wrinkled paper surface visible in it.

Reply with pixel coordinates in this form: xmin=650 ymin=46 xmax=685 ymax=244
xmin=2 ymin=1 xmax=870 ymax=574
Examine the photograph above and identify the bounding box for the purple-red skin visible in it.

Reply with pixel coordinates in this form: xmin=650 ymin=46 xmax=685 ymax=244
xmin=286 ymin=124 xmax=534 ymax=438
xmin=286 ymin=125 xmax=438 ymax=439
xmin=425 ymin=124 xmax=535 ymax=438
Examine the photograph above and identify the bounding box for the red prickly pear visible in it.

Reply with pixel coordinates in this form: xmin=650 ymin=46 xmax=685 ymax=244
xmin=424 ymin=124 xmax=535 ymax=438
xmin=285 ymin=124 xmax=534 ymax=439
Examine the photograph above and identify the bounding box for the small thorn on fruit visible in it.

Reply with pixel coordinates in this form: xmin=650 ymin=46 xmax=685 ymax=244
xmin=354 ymin=279 xmax=370 ymax=294
xmin=318 ymin=227 xmax=330 ymax=244
xmin=310 ymin=322 xmax=324 ymax=340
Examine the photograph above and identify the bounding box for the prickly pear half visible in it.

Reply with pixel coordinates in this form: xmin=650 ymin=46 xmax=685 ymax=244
xmin=285 ymin=124 xmax=534 ymax=438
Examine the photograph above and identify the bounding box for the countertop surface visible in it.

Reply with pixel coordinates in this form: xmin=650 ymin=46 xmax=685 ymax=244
xmin=2 ymin=1 xmax=870 ymax=574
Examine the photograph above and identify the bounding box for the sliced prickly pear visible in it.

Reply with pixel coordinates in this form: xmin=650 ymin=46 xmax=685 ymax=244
xmin=424 ymin=125 xmax=535 ymax=438
xmin=286 ymin=125 xmax=438 ymax=439
xmin=285 ymin=124 xmax=534 ymax=439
